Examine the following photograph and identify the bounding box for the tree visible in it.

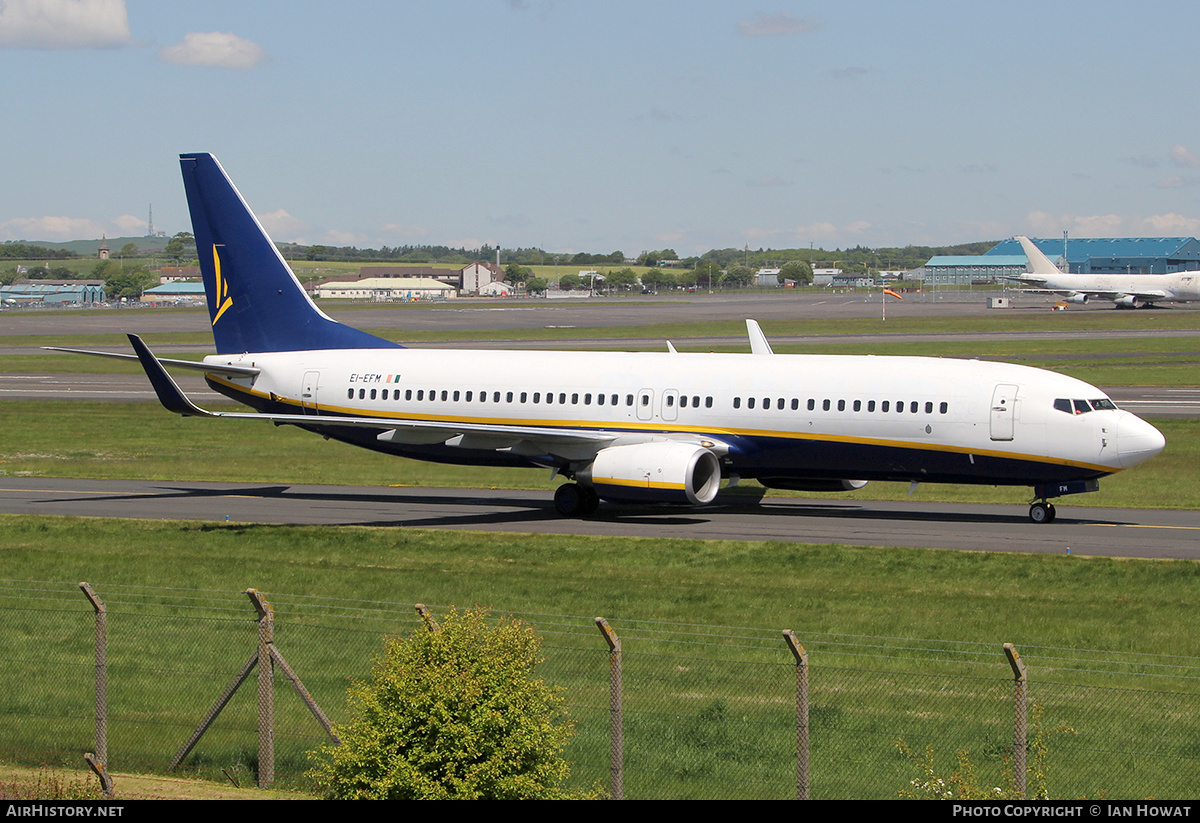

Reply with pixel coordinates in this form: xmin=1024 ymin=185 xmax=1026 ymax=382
xmin=780 ymin=260 xmax=813 ymax=286
xmin=503 ymin=262 xmax=531 ymax=285
xmin=558 ymin=272 xmax=582 ymax=291
xmin=525 ymin=276 xmax=548 ymax=292
xmin=308 ymin=607 xmax=588 ymax=800
xmin=722 ymin=265 xmax=755 ymax=288
xmin=163 ymin=232 xmax=195 ymax=265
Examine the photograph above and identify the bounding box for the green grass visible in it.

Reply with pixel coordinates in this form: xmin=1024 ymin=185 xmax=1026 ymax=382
xmin=2 ymin=518 xmax=1198 ymax=797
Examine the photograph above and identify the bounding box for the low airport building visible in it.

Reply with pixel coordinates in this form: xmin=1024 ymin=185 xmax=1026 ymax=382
xmin=313 ymin=276 xmax=455 ymax=301
xmin=1 ymin=280 xmax=106 ymax=305
xmin=986 ymin=237 xmax=1200 ymax=274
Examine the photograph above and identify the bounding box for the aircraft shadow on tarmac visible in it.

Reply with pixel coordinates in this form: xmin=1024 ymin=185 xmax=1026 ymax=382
xmin=34 ymin=482 xmax=1136 ymax=529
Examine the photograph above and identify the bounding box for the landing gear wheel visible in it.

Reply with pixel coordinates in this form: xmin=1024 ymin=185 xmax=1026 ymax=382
xmin=1029 ymin=501 xmax=1056 ymax=524
xmin=554 ymin=483 xmax=586 ymax=517
xmin=579 ymin=485 xmax=600 ymax=515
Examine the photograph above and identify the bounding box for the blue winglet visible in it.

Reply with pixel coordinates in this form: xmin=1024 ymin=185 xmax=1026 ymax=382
xmin=179 ymin=153 xmax=401 ymax=354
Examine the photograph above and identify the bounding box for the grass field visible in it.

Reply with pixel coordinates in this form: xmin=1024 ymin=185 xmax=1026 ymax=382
xmin=2 ymin=517 xmax=1198 ymax=798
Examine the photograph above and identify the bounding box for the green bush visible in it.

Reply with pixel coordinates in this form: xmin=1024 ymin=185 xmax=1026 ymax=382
xmin=308 ymin=607 xmax=588 ymax=799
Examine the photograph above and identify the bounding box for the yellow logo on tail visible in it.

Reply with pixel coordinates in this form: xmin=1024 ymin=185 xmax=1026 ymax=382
xmin=211 ymin=245 xmax=233 ymax=325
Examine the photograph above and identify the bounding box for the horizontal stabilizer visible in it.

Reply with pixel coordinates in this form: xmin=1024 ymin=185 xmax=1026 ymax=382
xmin=44 ymin=346 xmax=260 ymax=378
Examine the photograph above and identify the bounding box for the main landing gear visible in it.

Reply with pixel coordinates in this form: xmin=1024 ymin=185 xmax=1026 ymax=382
xmin=553 ymin=482 xmax=600 ymax=517
xmin=1028 ymin=501 xmax=1056 ymax=524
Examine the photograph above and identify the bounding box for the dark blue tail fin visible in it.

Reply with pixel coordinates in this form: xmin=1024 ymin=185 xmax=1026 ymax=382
xmin=179 ymin=153 xmax=401 ymax=354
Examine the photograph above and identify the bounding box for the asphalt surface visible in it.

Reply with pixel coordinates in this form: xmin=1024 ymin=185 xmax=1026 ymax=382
xmin=1 ymin=477 xmax=1197 ymax=559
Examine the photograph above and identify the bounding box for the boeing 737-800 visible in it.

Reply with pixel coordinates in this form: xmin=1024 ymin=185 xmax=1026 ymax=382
xmin=1008 ymin=235 xmax=1200 ymax=307
xmin=53 ymin=155 xmax=1166 ymax=523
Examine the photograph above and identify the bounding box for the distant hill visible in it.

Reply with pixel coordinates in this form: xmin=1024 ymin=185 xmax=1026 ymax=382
xmin=25 ymin=236 xmax=172 ymax=256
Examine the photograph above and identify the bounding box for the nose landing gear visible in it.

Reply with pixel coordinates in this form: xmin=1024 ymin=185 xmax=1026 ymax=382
xmin=1028 ymin=500 xmax=1056 ymax=524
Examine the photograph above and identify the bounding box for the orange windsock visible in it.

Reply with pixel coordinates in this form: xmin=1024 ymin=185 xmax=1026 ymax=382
xmin=883 ymin=288 xmax=902 ymax=299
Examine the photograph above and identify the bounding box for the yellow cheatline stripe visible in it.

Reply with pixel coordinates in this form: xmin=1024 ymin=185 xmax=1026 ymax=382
xmin=594 ymin=477 xmax=686 ymax=491
xmin=210 ymin=245 xmax=233 ymax=326
xmin=204 ymin=375 xmax=1119 ymax=474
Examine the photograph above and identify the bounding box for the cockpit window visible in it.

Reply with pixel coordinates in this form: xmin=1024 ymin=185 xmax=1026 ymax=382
xmin=1073 ymin=399 xmax=1091 ymax=414
xmin=1091 ymin=398 xmax=1117 ymax=411
xmin=1054 ymin=398 xmax=1072 ymax=414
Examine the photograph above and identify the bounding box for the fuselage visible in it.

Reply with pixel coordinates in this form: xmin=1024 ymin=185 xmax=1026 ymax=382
xmin=1017 ymin=271 xmax=1200 ymax=303
xmin=202 ymin=348 xmax=1165 ymax=488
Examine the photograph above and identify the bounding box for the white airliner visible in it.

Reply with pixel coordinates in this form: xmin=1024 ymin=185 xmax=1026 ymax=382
xmin=1008 ymin=235 xmax=1200 ymax=307
xmin=53 ymin=155 xmax=1166 ymax=523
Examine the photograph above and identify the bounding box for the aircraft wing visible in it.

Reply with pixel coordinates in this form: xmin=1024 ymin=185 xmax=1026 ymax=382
xmin=123 ymin=335 xmax=717 ymax=457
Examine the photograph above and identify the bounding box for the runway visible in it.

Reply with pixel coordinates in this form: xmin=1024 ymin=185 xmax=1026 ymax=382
xmin=1 ymin=477 xmax=1196 ymax=559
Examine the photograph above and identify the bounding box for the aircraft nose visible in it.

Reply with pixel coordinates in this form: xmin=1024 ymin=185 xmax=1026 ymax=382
xmin=1117 ymin=413 xmax=1166 ymax=469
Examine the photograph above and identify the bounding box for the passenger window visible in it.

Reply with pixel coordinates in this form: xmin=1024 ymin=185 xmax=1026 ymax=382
xmin=910 ymin=401 xmax=918 ymax=413
xmin=733 ymin=397 xmax=741 ymax=409
xmin=464 ymin=391 xmax=472 ymax=402
xmin=560 ymin=393 xmax=567 ymax=404
xmin=571 ymin=393 xmax=579 ymax=404
xmin=853 ymin=400 xmax=861 ymax=412
xmin=777 ymin=398 xmax=785 ymax=410
xmin=837 ymin=399 xmax=845 ymax=412
xmin=822 ymin=399 xmax=830 ymax=411
xmin=627 ymin=394 xmax=634 ymax=406
xmin=639 ymin=394 xmax=648 ymax=406
xmin=597 ymin=393 xmax=604 ymax=405
xmin=925 ymin=402 xmax=933 ymax=414
xmin=940 ymin=402 xmax=948 ymax=414
xmin=791 ymin=399 xmax=799 ymax=410
xmin=881 ymin=401 xmax=889 ymax=412
xmin=665 ymin=395 xmax=673 ymax=407
xmin=520 ymin=392 xmax=527 ymax=403
xmin=868 ymin=400 xmax=876 ymax=412
xmin=705 ymin=396 xmax=713 ymax=408
xmin=347 ymin=389 xmax=353 ymax=399
xmin=506 ymin=391 xmax=513 ymax=402
xmin=807 ymin=399 xmax=815 ymax=411
xmin=407 ymin=389 xmax=414 ymax=400
xmin=748 ymin=397 xmax=756 ymax=409
xmin=371 ymin=389 xmax=378 ymax=400
xmin=442 ymin=390 xmax=448 ymax=401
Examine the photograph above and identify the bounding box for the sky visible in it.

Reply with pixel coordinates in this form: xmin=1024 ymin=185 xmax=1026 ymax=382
xmin=5 ymin=0 xmax=1200 ymax=257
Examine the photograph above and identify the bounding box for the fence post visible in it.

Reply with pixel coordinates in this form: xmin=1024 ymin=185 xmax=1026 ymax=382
xmin=782 ymin=630 xmax=809 ymax=800
xmin=1004 ymin=643 xmax=1027 ymax=798
xmin=595 ymin=617 xmax=623 ymax=800
xmin=246 ymin=589 xmax=275 ymax=789
xmin=78 ymin=583 xmax=113 ymax=797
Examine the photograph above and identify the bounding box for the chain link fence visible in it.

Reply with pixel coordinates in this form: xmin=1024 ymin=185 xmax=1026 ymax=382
xmin=1 ymin=579 xmax=1197 ymax=799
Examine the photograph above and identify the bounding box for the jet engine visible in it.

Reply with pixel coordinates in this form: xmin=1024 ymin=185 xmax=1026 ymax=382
xmin=758 ymin=478 xmax=868 ymax=492
xmin=1064 ymin=293 xmax=1089 ymax=304
xmin=578 ymin=442 xmax=722 ymax=505
xmin=1114 ymin=295 xmax=1139 ymax=307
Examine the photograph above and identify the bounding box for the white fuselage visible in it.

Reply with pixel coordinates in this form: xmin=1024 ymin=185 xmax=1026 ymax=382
xmin=1017 ymin=271 xmax=1200 ymax=303
xmin=202 ymin=347 xmax=1164 ymax=486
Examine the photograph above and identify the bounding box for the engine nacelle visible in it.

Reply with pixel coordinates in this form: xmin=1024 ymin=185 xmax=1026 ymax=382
xmin=758 ymin=477 xmax=868 ymax=492
xmin=1064 ymin=293 xmax=1089 ymax=304
xmin=578 ymin=442 xmax=721 ymax=505
xmin=1114 ymin=294 xmax=1139 ymax=307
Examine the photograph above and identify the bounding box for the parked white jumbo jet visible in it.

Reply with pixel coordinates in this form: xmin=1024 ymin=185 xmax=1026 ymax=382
xmin=53 ymin=155 xmax=1166 ymax=523
xmin=1008 ymin=235 xmax=1200 ymax=307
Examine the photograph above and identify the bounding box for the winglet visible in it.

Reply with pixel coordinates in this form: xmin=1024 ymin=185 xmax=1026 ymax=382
xmin=1015 ymin=236 xmax=1064 ymax=277
xmin=126 ymin=334 xmax=215 ymax=417
xmin=746 ymin=319 xmax=774 ymax=355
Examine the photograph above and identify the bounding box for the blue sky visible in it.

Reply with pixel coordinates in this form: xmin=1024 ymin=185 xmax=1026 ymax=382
xmin=5 ymin=0 xmax=1200 ymax=256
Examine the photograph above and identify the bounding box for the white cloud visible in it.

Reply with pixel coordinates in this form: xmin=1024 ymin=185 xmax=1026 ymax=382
xmin=1 ymin=215 xmax=106 ymax=240
xmin=1169 ymin=145 xmax=1200 ymax=168
xmin=158 ymin=31 xmax=267 ymax=69
xmin=737 ymin=12 xmax=819 ymax=37
xmin=1154 ymin=175 xmax=1200 ymax=189
xmin=322 ymin=229 xmax=367 ymax=246
xmin=112 ymin=214 xmax=146 ymax=234
xmin=1024 ymin=210 xmax=1200 ymax=237
xmin=256 ymin=209 xmax=308 ymax=241
xmin=0 ymin=0 xmax=133 ymax=49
